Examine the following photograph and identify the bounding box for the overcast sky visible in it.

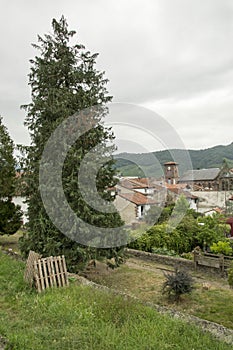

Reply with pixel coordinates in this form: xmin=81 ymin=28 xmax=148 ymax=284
xmin=1 ymin=0 xmax=233 ymax=153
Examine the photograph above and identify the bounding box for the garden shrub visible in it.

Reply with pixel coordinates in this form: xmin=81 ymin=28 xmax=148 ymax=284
xmin=162 ymin=267 xmax=194 ymax=302
xmin=210 ymin=240 xmax=233 ymax=256
xmin=197 ymin=215 xmax=227 ymax=249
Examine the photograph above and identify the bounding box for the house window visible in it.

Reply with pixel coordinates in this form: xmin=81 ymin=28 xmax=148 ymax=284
xmin=141 ymin=205 xmax=144 ymax=216
xmin=137 ymin=205 xmax=144 ymax=218
xmin=230 ymin=180 xmax=233 ymax=191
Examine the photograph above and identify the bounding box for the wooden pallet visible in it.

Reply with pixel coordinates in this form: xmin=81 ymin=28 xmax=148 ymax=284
xmin=33 ymin=255 xmax=69 ymax=292
xmin=24 ymin=250 xmax=42 ymax=287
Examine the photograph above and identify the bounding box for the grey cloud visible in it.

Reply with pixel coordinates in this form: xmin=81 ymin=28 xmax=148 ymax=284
xmin=0 ymin=0 xmax=233 ymax=150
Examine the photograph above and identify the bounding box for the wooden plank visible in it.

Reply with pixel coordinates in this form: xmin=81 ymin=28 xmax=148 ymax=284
xmin=197 ymin=256 xmax=220 ymax=268
xmin=33 ymin=261 xmax=41 ymax=293
xmin=61 ymin=255 xmax=69 ymax=286
xmin=42 ymin=258 xmax=50 ymax=289
xmin=58 ymin=256 xmax=65 ymax=287
xmin=203 ymin=252 xmax=219 ymax=258
xmin=37 ymin=259 xmax=45 ymax=291
xmin=50 ymin=257 xmax=57 ymax=287
xmin=46 ymin=257 xmax=54 ymax=287
xmin=54 ymin=257 xmax=62 ymax=287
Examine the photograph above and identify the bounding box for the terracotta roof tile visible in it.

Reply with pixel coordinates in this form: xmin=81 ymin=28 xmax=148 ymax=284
xmin=119 ymin=192 xmax=158 ymax=205
xmin=164 ymin=161 xmax=178 ymax=165
xmin=119 ymin=177 xmax=165 ymax=191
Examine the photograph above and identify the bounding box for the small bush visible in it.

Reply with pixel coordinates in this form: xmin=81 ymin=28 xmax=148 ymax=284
xmin=210 ymin=241 xmax=233 ymax=256
xmin=180 ymin=252 xmax=194 ymax=260
xmin=162 ymin=267 xmax=194 ymax=302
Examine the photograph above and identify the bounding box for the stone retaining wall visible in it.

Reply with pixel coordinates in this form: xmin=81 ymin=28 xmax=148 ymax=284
xmin=126 ymin=248 xmax=227 ymax=276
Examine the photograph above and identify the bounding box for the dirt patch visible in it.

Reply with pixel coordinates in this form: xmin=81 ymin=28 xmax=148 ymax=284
xmin=126 ymin=257 xmax=231 ymax=291
xmin=80 ymin=260 xmax=114 ymax=279
xmin=0 ymin=336 xmax=8 ymax=350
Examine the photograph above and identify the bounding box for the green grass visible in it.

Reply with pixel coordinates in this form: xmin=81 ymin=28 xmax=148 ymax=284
xmin=0 ymin=251 xmax=232 ymax=349
xmin=88 ymin=261 xmax=233 ymax=329
xmin=191 ymin=289 xmax=233 ymax=329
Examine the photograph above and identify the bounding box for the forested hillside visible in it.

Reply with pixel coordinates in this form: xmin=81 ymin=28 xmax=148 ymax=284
xmin=114 ymin=142 xmax=233 ymax=177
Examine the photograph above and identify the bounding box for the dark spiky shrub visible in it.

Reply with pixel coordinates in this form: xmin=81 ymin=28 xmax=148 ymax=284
xmin=162 ymin=267 xmax=194 ymax=302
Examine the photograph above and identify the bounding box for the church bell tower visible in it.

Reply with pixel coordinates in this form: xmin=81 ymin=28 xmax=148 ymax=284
xmin=164 ymin=162 xmax=179 ymax=184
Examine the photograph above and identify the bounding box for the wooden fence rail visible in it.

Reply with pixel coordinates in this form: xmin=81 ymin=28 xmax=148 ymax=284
xmin=194 ymin=251 xmax=233 ymax=276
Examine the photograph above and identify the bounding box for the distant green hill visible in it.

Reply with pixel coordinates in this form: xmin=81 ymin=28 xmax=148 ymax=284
xmin=114 ymin=142 xmax=233 ymax=177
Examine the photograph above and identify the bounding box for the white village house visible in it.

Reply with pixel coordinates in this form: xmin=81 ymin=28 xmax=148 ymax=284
xmin=113 ymin=174 xmax=198 ymax=225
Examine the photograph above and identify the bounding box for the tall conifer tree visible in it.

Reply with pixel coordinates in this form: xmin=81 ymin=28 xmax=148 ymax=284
xmin=20 ymin=17 xmax=124 ymax=270
xmin=0 ymin=117 xmax=22 ymax=235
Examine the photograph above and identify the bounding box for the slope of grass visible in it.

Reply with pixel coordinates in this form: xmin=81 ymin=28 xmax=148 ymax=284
xmin=0 ymin=251 xmax=232 ymax=349
xmin=87 ymin=261 xmax=233 ymax=329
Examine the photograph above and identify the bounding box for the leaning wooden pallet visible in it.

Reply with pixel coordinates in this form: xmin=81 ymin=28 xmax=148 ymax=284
xmin=33 ymin=255 xmax=69 ymax=292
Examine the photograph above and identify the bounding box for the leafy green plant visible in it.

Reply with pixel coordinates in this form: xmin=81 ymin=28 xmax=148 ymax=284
xmin=210 ymin=241 xmax=233 ymax=256
xmin=180 ymin=252 xmax=194 ymax=260
xmin=151 ymin=247 xmax=179 ymax=257
xmin=129 ymin=217 xmax=199 ymax=255
xmin=196 ymin=215 xmax=227 ymax=249
xmin=129 ymin=209 xmax=231 ymax=257
xmin=162 ymin=267 xmax=194 ymax=302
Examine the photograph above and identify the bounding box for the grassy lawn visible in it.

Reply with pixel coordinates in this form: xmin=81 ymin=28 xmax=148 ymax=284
xmin=86 ymin=260 xmax=233 ymax=330
xmin=0 ymin=251 xmax=232 ymax=349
